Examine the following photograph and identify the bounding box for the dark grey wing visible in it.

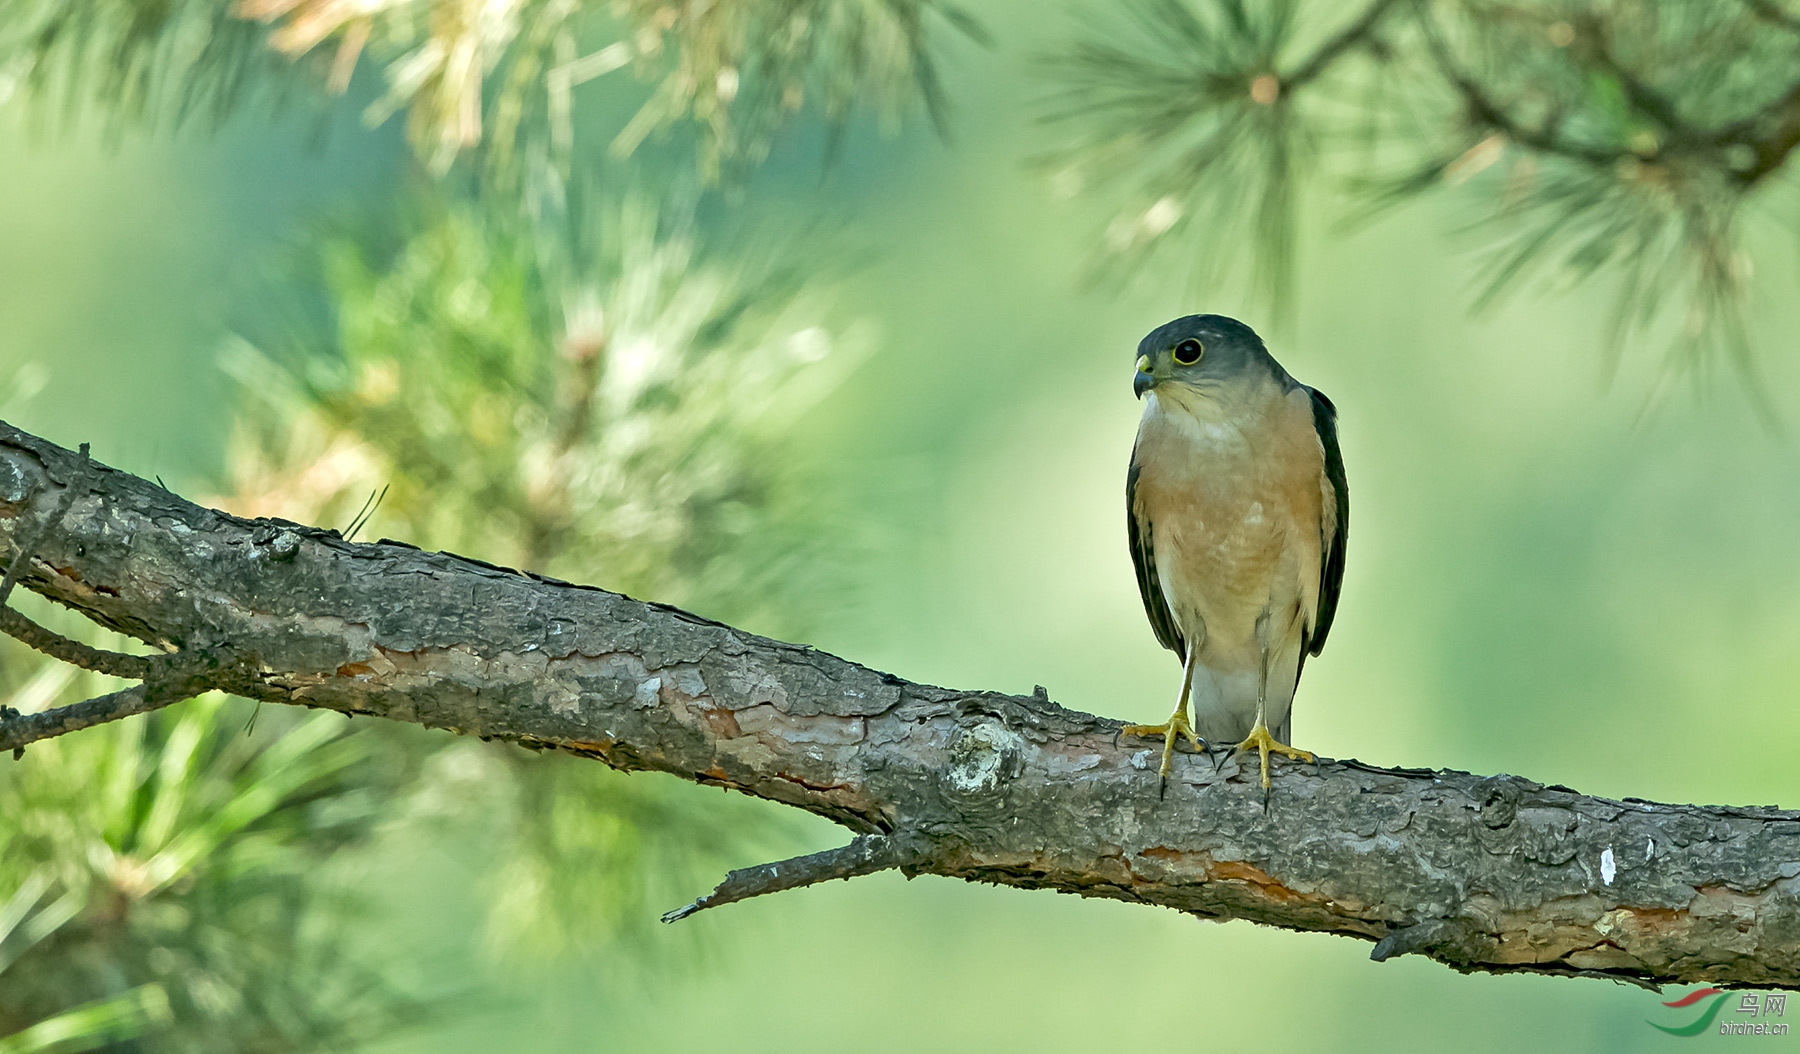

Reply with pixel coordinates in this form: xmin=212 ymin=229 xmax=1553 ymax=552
xmin=1304 ymin=385 xmax=1348 ymax=657
xmin=1126 ymin=454 xmax=1185 ymax=661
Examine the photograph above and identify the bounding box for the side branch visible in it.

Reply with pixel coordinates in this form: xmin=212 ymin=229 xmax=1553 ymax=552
xmin=661 ymin=834 xmax=927 ymax=922
xmin=1 ymin=419 xmax=1797 ymax=991
xmin=1 ymin=685 xmax=151 ymax=758
xmin=0 ymin=439 xmax=232 ymax=756
xmin=0 ymin=606 xmax=153 ymax=680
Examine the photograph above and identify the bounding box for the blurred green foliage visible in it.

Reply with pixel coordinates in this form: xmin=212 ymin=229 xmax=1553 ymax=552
xmin=1041 ymin=0 xmax=1800 ymax=388
xmin=1041 ymin=0 xmax=1315 ymax=309
xmin=0 ymin=0 xmax=981 ymax=180
xmin=0 ymin=665 xmax=419 ymax=1051
xmin=225 ymin=193 xmax=850 ymax=625
xmin=0 ymin=0 xmax=295 ymax=132
xmin=2 ymin=5 xmax=861 ymax=1028
xmin=0 ymin=877 xmax=172 ymax=1054
xmin=5 ymin=0 xmax=1800 ymax=1050
xmin=216 ymin=189 xmax=843 ymax=958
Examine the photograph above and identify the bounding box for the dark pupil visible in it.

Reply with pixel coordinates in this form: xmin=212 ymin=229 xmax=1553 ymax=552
xmin=1174 ymin=339 xmax=1201 ymax=363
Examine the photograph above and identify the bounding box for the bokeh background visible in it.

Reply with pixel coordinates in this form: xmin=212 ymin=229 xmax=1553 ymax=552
xmin=2 ymin=0 xmax=1798 ymax=1050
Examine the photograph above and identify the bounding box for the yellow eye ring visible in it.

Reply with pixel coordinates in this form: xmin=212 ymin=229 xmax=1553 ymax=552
xmin=1173 ymin=338 xmax=1203 ymax=365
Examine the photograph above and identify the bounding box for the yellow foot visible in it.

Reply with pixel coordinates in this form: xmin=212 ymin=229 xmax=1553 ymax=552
xmin=1120 ymin=712 xmax=1206 ymax=779
xmin=1232 ymin=722 xmax=1313 ymax=790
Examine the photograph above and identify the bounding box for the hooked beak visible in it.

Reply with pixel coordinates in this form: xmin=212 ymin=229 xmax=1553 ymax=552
xmin=1133 ymin=354 xmax=1155 ymax=398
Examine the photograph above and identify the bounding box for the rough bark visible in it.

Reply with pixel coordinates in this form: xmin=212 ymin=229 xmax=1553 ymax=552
xmin=1 ymin=419 xmax=1796 ymax=990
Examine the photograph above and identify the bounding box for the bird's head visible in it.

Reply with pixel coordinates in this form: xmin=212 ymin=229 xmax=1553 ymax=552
xmin=1132 ymin=314 xmax=1274 ymax=399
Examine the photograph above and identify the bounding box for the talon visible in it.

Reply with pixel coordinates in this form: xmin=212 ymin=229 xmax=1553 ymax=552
xmin=1231 ymin=721 xmax=1313 ymax=790
xmin=1121 ymin=712 xmax=1207 ymax=780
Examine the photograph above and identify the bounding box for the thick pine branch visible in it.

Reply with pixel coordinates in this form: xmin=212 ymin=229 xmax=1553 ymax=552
xmin=1 ymin=420 xmax=1796 ymax=990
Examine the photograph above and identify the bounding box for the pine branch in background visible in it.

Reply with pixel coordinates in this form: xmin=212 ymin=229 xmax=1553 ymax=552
xmin=0 ymin=877 xmax=173 ymax=1054
xmin=1041 ymin=0 xmax=1800 ymax=390
xmin=586 ymin=0 xmax=990 ymax=181
xmin=1039 ymin=0 xmax=1394 ymax=315
xmin=0 ymin=0 xmax=303 ymax=131
xmin=224 ymin=191 xmax=851 ymax=629
xmin=216 ymin=188 xmax=849 ymax=958
xmin=0 ymin=0 xmax=980 ymax=178
xmin=0 ymin=666 xmax=424 ymax=1051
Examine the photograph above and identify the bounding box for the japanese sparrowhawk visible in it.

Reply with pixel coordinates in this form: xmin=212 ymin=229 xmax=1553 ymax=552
xmin=1120 ymin=315 xmax=1347 ymax=790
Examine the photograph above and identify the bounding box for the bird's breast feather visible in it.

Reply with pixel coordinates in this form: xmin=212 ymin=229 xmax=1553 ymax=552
xmin=1132 ymin=385 xmax=1328 ymax=630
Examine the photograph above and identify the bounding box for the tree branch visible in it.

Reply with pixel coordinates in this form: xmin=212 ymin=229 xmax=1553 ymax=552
xmin=1 ymin=419 xmax=1797 ymax=990
xmin=0 ymin=441 xmax=88 ymax=608
xmin=661 ymin=833 xmax=928 ymax=922
xmin=0 ymin=606 xmax=154 ymax=680
xmin=1 ymin=685 xmax=151 ymax=758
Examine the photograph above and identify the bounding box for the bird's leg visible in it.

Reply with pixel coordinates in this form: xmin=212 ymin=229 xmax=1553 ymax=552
xmin=1121 ymin=649 xmax=1204 ymax=782
xmin=1232 ymin=628 xmax=1312 ymax=790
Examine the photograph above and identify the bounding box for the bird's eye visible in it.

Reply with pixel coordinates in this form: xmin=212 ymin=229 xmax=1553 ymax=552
xmin=1173 ymin=338 xmax=1204 ymax=365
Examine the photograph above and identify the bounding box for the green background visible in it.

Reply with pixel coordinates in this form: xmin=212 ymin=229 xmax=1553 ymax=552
xmin=3 ymin=3 xmax=1796 ymax=1049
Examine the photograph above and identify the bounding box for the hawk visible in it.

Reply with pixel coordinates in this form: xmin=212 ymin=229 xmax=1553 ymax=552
xmin=1120 ymin=315 xmax=1347 ymax=790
